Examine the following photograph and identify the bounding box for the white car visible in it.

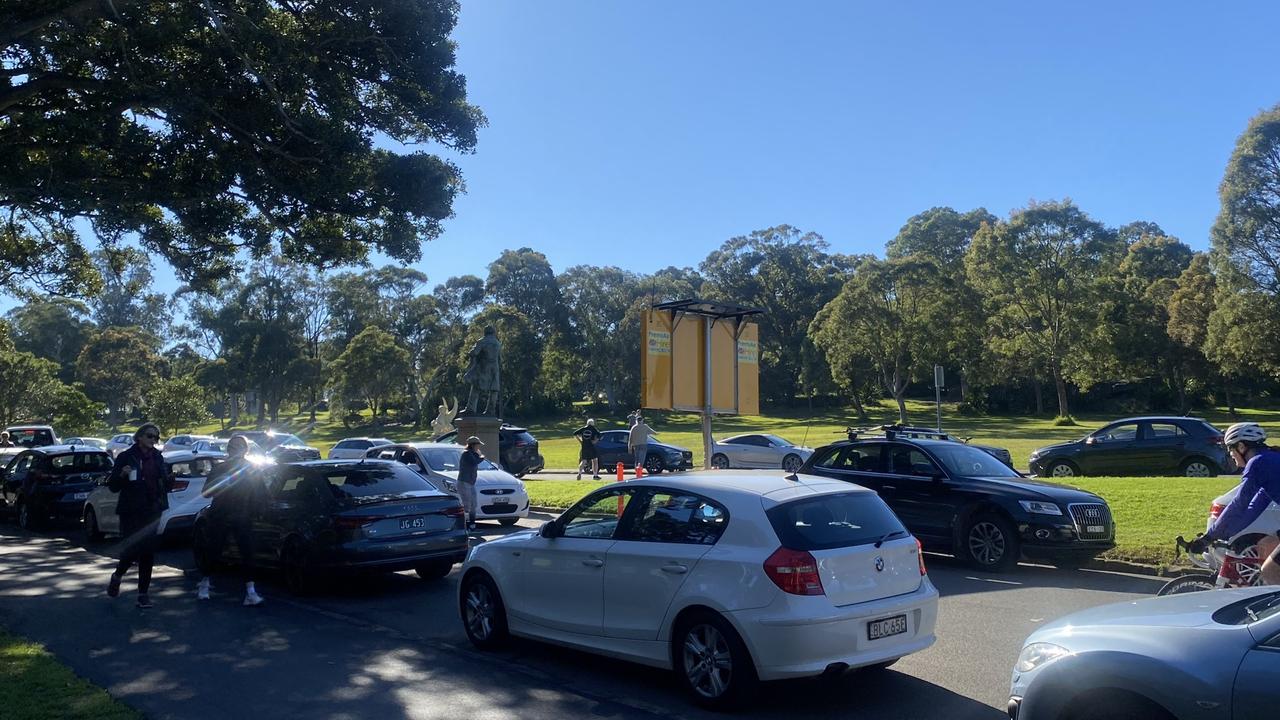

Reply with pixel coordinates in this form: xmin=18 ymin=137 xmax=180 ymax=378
xmin=163 ymin=434 xmax=216 ymax=452
xmin=105 ymin=433 xmax=134 ymax=458
xmin=709 ymin=434 xmax=814 ymax=472
xmin=62 ymin=437 xmax=107 ymax=449
xmin=367 ymin=442 xmax=529 ymax=526
xmin=457 ymin=473 xmax=939 ymax=709
xmin=84 ymin=450 xmax=233 ymax=539
xmin=190 ymin=437 xmax=268 ymax=458
xmin=329 ymin=437 xmax=395 ymax=459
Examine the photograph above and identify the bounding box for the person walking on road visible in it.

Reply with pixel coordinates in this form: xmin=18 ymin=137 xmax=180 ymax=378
xmin=106 ymin=423 xmax=173 ymax=609
xmin=0 ymin=431 xmax=12 ymax=448
xmin=574 ymin=419 xmax=601 ymax=480
xmin=458 ymin=436 xmax=484 ymax=530
xmin=196 ymin=435 xmax=265 ymax=606
xmin=628 ymin=416 xmax=654 ymax=478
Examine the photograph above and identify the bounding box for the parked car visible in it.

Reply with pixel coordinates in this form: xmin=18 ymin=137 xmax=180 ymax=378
xmin=860 ymin=425 xmax=1014 ymax=468
xmin=163 ymin=434 xmax=216 ymax=452
xmin=436 ymin=425 xmax=545 ymax=477
xmin=366 ymin=442 xmax=529 ymax=526
xmin=83 ymin=449 xmax=243 ymax=540
xmin=4 ymin=425 xmax=59 ymax=448
xmin=237 ymin=431 xmax=322 ymax=463
xmin=592 ymin=429 xmax=694 ymax=474
xmin=709 ymin=434 xmax=814 ymax=472
xmin=1028 ymin=416 xmax=1229 ymax=478
xmin=62 ymin=437 xmax=107 ymax=449
xmin=0 ymin=445 xmax=113 ymax=530
xmin=105 ymin=433 xmax=134 ymax=458
xmin=191 ymin=460 xmax=469 ymax=593
xmin=328 ymin=437 xmax=395 ymax=460
xmin=1008 ymin=587 xmax=1280 ymax=720
xmin=458 ymin=473 xmax=939 ymax=709
xmin=800 ymin=428 xmax=1115 ymax=571
xmin=190 ymin=437 xmax=268 ymax=458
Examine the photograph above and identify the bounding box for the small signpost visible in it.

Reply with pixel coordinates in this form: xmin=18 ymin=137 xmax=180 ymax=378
xmin=934 ymin=364 xmax=945 ymax=431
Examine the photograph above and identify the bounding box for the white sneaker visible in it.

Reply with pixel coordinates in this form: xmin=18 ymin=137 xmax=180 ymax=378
xmin=243 ymin=589 xmax=264 ymax=607
xmin=196 ymin=579 xmax=211 ymax=601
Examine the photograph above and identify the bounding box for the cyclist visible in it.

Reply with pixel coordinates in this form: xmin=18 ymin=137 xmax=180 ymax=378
xmin=1188 ymin=422 xmax=1280 ymax=585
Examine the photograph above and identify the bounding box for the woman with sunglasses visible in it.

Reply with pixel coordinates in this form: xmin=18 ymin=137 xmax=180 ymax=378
xmin=105 ymin=423 xmax=175 ymax=608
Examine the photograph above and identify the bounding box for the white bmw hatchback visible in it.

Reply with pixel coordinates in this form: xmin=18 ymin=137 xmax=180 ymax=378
xmin=458 ymin=473 xmax=938 ymax=709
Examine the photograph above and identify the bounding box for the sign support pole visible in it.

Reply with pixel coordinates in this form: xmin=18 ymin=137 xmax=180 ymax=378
xmin=702 ymin=315 xmax=714 ymax=469
xmin=934 ymin=364 xmax=945 ymax=431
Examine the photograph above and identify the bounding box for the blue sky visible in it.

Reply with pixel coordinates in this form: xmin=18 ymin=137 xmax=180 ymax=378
xmin=157 ymin=2 xmax=1280 ymax=294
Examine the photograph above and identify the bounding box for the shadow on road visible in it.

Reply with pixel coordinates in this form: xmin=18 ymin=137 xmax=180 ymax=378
xmin=922 ymin=552 xmax=1164 ymax=599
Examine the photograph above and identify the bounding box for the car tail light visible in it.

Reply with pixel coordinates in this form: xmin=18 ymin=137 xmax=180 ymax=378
xmin=514 ymin=440 xmax=527 ymax=447
xmin=443 ymin=506 xmax=465 ymax=518
xmin=917 ymin=538 xmax=927 ymax=576
xmin=1210 ymin=503 xmax=1225 ymax=520
xmin=169 ymin=480 xmax=190 ymax=493
xmin=335 ymin=516 xmax=381 ymax=530
xmin=764 ymin=547 xmax=824 ymax=596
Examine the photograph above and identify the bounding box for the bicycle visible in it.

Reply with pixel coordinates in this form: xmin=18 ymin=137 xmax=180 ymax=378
xmin=1157 ymin=535 xmax=1264 ymax=595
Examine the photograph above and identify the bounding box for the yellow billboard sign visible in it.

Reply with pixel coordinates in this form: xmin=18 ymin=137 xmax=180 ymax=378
xmin=641 ymin=307 xmax=759 ymax=415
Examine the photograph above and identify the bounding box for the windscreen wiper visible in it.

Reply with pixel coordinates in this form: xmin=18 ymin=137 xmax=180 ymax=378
xmin=875 ymin=530 xmax=908 ymax=548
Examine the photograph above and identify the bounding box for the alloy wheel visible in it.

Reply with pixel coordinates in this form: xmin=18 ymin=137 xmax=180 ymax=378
xmin=1184 ymin=461 xmax=1212 ymax=478
xmin=782 ymin=455 xmax=803 ymax=473
xmin=464 ymin=581 xmax=495 ymax=641
xmin=682 ymin=624 xmax=733 ymax=699
xmin=1049 ymin=463 xmax=1075 ymax=478
xmin=710 ymin=455 xmax=729 ymax=470
xmin=968 ymin=521 xmax=1006 ymax=566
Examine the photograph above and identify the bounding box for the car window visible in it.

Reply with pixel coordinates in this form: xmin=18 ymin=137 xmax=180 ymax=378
xmin=813 ymin=444 xmax=884 ymax=472
xmin=48 ymin=453 xmax=113 ymax=474
xmin=10 ymin=454 xmax=32 ymax=476
xmin=929 ymin=444 xmax=1020 ymax=477
xmin=369 ymin=447 xmax=399 ymax=460
xmin=1093 ymin=424 xmax=1138 ymax=442
xmin=723 ymin=437 xmax=747 ymax=446
xmin=627 ymin=490 xmax=728 ymax=545
xmin=419 ymin=447 xmax=499 ymax=472
xmin=560 ymin=489 xmax=635 ymax=539
xmin=1145 ymin=423 xmax=1187 ymax=439
xmin=767 ymin=492 xmax=908 ymax=551
xmin=170 ymin=458 xmax=219 ymax=478
xmin=8 ymin=429 xmax=53 ymax=447
xmin=887 ymin=446 xmax=940 ymax=477
xmin=764 ymin=435 xmax=793 ymax=447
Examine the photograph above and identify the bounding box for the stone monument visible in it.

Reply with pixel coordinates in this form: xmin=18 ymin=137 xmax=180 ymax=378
xmin=455 ymin=326 xmax=503 ymax=463
xmin=430 ymin=397 xmax=458 ymax=440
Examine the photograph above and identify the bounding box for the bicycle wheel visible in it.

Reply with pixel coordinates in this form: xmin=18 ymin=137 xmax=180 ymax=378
xmin=1157 ymin=572 xmax=1217 ymax=596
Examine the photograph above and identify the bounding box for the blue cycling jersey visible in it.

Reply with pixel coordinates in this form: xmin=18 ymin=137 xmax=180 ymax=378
xmin=1206 ymin=449 xmax=1280 ymax=541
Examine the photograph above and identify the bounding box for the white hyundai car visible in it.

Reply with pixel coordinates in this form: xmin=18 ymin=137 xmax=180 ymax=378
xmin=457 ymin=473 xmax=938 ymax=709
xmin=709 ymin=433 xmax=814 ymax=472
xmin=329 ymin=436 xmax=395 ymax=459
xmin=366 ymin=442 xmax=529 ymax=525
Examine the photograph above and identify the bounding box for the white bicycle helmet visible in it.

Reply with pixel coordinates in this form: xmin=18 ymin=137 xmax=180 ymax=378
xmin=1223 ymin=422 xmax=1267 ymax=446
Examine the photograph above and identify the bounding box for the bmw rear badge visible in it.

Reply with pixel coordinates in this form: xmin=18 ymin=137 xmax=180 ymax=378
xmin=874 ymin=556 xmax=884 ymax=572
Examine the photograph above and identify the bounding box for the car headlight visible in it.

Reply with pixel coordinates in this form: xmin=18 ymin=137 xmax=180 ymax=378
xmin=1016 ymin=643 xmax=1070 ymax=673
xmin=1019 ymin=500 xmax=1063 ymax=516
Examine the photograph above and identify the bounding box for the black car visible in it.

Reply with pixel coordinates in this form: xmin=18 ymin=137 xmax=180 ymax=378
xmin=594 ymin=430 xmax=694 ymax=474
xmin=192 ymin=460 xmax=469 ymax=593
xmin=800 ymin=432 xmax=1115 ymax=571
xmin=846 ymin=425 xmax=1014 ymax=468
xmin=436 ymin=425 xmax=545 ymax=477
xmin=1028 ymin=416 xmax=1230 ymax=478
xmin=237 ymin=430 xmax=323 ymax=463
xmin=0 ymin=445 xmax=114 ymax=530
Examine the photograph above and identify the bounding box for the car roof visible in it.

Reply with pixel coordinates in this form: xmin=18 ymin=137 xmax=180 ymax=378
xmin=6 ymin=425 xmax=54 ymax=431
xmin=27 ymin=444 xmax=110 ymax=455
xmin=163 ymin=449 xmax=228 ymax=462
xmin=618 ymin=471 xmax=872 ymax=504
xmin=1105 ymin=416 xmax=1208 ymax=424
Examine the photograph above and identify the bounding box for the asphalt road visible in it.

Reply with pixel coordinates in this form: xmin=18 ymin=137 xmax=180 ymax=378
xmin=0 ymin=516 xmax=1166 ymax=720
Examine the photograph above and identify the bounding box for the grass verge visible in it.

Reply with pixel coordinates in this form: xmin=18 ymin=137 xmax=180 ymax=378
xmin=526 ymin=475 xmax=1237 ymax=567
xmin=0 ymin=628 xmax=140 ymax=720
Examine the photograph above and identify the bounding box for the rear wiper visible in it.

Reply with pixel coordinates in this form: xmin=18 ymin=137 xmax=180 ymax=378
xmin=875 ymin=530 xmax=908 ymax=548
xmin=1243 ymin=593 xmax=1280 ymax=622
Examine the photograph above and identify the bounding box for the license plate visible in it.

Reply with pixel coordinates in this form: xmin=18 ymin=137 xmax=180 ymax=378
xmin=72 ymin=492 xmax=89 ymax=500
xmin=399 ymin=517 xmax=427 ymax=530
xmin=868 ymin=614 xmax=907 ymax=641
xmin=1086 ymin=525 xmax=1105 ymax=533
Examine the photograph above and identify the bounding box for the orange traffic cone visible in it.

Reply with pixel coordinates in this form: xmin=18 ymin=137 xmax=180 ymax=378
xmin=636 ymin=463 xmax=644 ymax=478
xmin=616 ymin=462 xmax=625 ymax=481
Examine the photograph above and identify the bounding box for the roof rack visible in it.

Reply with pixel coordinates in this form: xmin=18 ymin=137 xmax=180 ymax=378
xmin=835 ymin=424 xmax=970 ymax=443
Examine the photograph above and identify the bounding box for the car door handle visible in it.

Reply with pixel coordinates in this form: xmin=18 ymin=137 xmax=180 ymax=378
xmin=881 ymin=485 xmax=897 ymax=491
xmin=661 ymin=563 xmax=688 ymax=574
xmin=582 ymin=558 xmax=604 ymax=568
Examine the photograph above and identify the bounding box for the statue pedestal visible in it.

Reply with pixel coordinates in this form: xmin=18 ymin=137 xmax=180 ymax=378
xmin=453 ymin=415 xmax=502 ymax=467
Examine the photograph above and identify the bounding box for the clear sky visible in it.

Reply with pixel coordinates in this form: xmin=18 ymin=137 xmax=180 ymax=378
xmin=139 ymin=2 xmax=1280 ymax=294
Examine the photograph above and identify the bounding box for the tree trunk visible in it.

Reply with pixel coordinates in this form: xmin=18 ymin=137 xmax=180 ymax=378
xmin=1224 ymin=379 xmax=1237 ymax=417
xmin=1032 ymin=379 xmax=1045 ymax=416
xmin=850 ymin=391 xmax=869 ymax=423
xmin=893 ymin=369 xmax=908 ymax=424
xmin=959 ymin=371 xmax=970 ymax=404
xmin=229 ymin=392 xmax=240 ymax=426
xmin=309 ymin=386 xmax=317 ymax=422
xmin=1052 ymin=363 xmax=1070 ymax=418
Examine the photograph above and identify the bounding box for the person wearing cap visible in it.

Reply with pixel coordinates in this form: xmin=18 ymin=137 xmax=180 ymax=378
xmin=105 ymin=423 xmax=174 ymax=609
xmin=458 ymin=436 xmax=484 ymax=530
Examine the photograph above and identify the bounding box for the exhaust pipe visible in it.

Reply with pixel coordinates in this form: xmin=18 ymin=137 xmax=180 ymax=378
xmin=821 ymin=662 xmax=849 ymax=679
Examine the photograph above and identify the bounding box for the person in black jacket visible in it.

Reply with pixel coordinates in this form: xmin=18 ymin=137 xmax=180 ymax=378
xmin=195 ymin=435 xmax=265 ymax=606
xmin=106 ymin=423 xmax=173 ymax=609
xmin=458 ymin=436 xmax=483 ymax=530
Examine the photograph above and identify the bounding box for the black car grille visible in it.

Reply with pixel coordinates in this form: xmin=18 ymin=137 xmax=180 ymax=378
xmin=1068 ymin=503 xmax=1113 ymax=540
xmin=480 ymin=488 xmax=514 ymax=496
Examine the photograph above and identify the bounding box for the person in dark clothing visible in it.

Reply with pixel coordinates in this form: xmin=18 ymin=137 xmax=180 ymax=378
xmin=458 ymin=436 xmax=483 ymax=530
xmin=574 ymin=419 xmax=601 ymax=480
xmin=106 ymin=423 xmax=173 ymax=608
xmin=195 ymin=435 xmax=265 ymax=606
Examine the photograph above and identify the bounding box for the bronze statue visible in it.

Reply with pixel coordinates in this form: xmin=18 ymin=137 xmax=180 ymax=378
xmin=430 ymin=397 xmax=459 ymax=440
xmin=463 ymin=326 xmax=501 ymax=416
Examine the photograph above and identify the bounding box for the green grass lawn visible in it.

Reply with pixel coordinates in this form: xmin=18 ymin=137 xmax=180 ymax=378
xmin=524 ymin=475 xmax=1237 ymax=567
xmin=0 ymin=628 xmax=140 ymax=720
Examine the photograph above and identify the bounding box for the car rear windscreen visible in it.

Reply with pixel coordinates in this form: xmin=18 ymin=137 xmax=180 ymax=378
xmin=48 ymin=453 xmax=113 ymax=474
xmin=767 ymin=492 xmax=908 ymax=551
xmin=420 ymin=448 xmax=500 ymax=472
xmin=315 ymin=465 xmax=434 ymax=499
xmin=10 ymin=429 xmax=54 ymax=447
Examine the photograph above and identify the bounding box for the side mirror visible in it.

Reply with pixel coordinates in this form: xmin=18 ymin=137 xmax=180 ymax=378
xmin=540 ymin=522 xmax=562 ymax=539
xmin=1084 ymin=437 xmax=1097 ymax=446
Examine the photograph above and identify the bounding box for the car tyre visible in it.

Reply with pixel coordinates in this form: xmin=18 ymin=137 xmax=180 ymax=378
xmin=1157 ymin=571 xmax=1217 ymax=596
xmin=16 ymin=499 xmax=36 ymax=531
xmin=782 ymin=454 xmax=803 ymax=473
xmin=962 ymin=513 xmax=1020 ymax=572
xmin=498 ymin=518 xmax=519 ymax=527
xmin=644 ymin=455 xmax=664 ymax=475
xmin=673 ymin=610 xmax=758 ymax=711
xmin=1046 ymin=460 xmax=1078 ymax=478
xmin=84 ymin=507 xmax=104 ymax=543
xmin=1180 ymin=457 xmax=1217 ymax=478
xmin=415 ymin=560 xmax=454 ymax=580
xmin=710 ymin=454 xmax=730 ymax=470
xmin=282 ymin=540 xmax=318 ymax=596
xmin=460 ymin=571 xmax=510 ymax=650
